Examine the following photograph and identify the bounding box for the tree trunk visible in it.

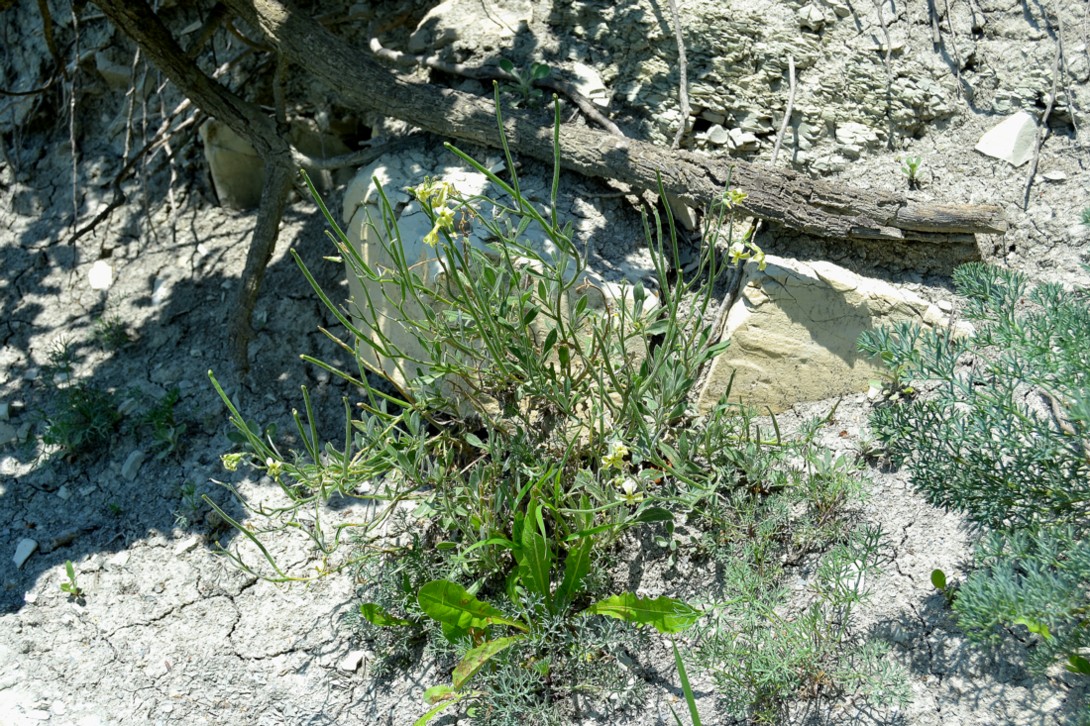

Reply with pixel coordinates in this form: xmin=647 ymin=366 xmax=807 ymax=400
xmin=223 ymin=0 xmax=1007 ymax=243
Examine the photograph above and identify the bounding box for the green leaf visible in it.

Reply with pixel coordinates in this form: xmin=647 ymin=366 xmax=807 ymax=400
xmin=514 ymin=501 xmax=554 ymax=607
xmin=1066 ymin=654 xmax=1090 ymax=675
xmin=557 ymin=536 xmax=593 ymax=606
xmin=930 ymin=568 xmax=947 ymax=591
xmin=359 ymin=602 xmax=413 ymax=627
xmin=423 ymin=684 xmax=457 ymax=705
xmin=498 ymin=58 xmax=515 ymax=74
xmin=583 ymin=593 xmax=703 ymax=633
xmin=418 ymin=580 xmax=527 ymax=633
xmin=541 ymin=328 xmax=558 ymax=358
xmin=415 ymin=686 xmax=468 ymax=726
xmin=463 ymin=432 xmax=487 ymax=450
xmin=634 ymin=507 xmax=674 ymax=525
xmin=673 ymin=639 xmax=702 ymax=726
xmin=453 ymin=635 xmax=526 ymax=689
xmin=1013 ymin=616 xmax=1053 ymax=642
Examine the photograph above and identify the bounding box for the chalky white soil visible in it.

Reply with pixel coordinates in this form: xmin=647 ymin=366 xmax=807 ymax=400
xmin=1 ymin=0 xmax=1088 ymax=723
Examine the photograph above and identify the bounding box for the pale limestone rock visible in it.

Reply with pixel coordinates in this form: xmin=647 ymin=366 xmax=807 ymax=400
xmin=121 ymin=450 xmax=145 ymax=482
xmin=975 ymin=111 xmax=1038 ymax=167
xmin=13 ymin=538 xmax=38 ymax=569
xmin=706 ymin=124 xmax=731 ymax=146
xmin=408 ymin=0 xmax=532 ymax=54
xmin=199 ymin=120 xmax=263 ymax=210
xmin=796 ymin=3 xmax=826 ymax=31
xmin=338 ymin=650 xmax=367 ymax=673
xmin=697 ymin=256 xmax=945 ymax=413
xmin=200 ymin=119 xmax=351 ymax=210
xmin=728 ymin=128 xmax=759 ymax=150
xmin=88 ymin=260 xmax=113 ymax=291
xmin=569 ymin=62 xmax=610 ymax=108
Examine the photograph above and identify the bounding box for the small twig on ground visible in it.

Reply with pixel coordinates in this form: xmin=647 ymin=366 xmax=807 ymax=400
xmin=68 ymin=112 xmax=200 ymax=247
xmin=873 ymin=0 xmax=896 ymax=149
xmin=927 ymin=0 xmax=942 ymax=46
xmin=67 ymin=2 xmax=82 ymax=231
xmin=942 ymin=0 xmax=964 ymax=98
xmin=1022 ymin=36 xmax=1061 ymax=210
xmin=770 ymin=56 xmax=796 ymax=165
xmin=667 ymin=0 xmax=689 ymax=150
xmin=367 ymin=36 xmax=625 ymax=138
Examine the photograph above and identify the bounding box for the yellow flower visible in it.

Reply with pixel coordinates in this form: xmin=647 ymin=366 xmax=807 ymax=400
xmin=614 ymin=475 xmax=643 ymax=504
xmin=601 ymin=439 xmax=629 ymax=470
xmin=221 ymin=452 xmax=244 ymax=472
xmin=265 ymin=457 xmax=283 ymax=478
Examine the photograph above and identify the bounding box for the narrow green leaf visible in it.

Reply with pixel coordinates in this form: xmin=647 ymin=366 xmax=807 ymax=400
xmin=583 ymin=593 xmax=703 ymax=633
xmin=515 ymin=500 xmax=554 ymax=606
xmin=359 ymin=602 xmax=413 ymax=627
xmin=541 ymin=328 xmax=558 ymax=358
xmin=453 ymin=635 xmax=526 ymax=689
xmin=423 ymin=684 xmax=457 ymax=705
xmin=418 ymin=580 xmax=527 ymax=633
xmin=673 ymin=639 xmax=702 ymax=726
xmin=463 ymin=432 xmax=487 ymax=450
xmin=414 ymin=687 xmax=467 ymax=726
xmin=557 ymin=536 xmax=593 ymax=606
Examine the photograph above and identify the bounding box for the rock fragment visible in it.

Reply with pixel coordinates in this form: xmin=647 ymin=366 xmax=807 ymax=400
xmin=975 ymin=111 xmax=1037 ymax=167
xmin=13 ymin=538 xmax=38 ymax=569
xmin=121 ymin=450 xmax=146 ymax=482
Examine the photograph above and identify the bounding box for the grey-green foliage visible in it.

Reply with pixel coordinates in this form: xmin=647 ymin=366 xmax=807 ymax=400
xmin=42 ymin=383 xmax=121 ymax=456
xmin=954 ymin=525 xmax=1090 ymax=675
xmin=859 ymin=262 xmax=1090 ymax=687
xmin=859 ymin=263 xmax=1090 ymax=531
xmin=697 ymin=524 xmax=908 ymax=725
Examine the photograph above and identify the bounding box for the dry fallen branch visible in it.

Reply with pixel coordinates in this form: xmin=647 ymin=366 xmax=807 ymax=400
xmin=225 ymin=0 xmax=1005 ymax=242
xmin=90 ymin=0 xmax=1008 ymax=374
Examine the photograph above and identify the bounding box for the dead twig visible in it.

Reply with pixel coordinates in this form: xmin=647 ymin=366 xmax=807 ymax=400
xmin=68 ymin=111 xmax=200 ymax=246
xmin=770 ymin=56 xmax=796 ymax=165
xmin=367 ymin=36 xmax=625 ymax=138
xmin=1022 ymin=34 xmax=1061 ymax=210
xmin=667 ymin=0 xmax=689 ymax=150
xmin=942 ymin=0 xmax=963 ymax=98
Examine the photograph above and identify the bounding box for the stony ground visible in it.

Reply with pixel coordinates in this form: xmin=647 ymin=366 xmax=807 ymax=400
xmin=2 ymin=0 xmax=1089 ymax=724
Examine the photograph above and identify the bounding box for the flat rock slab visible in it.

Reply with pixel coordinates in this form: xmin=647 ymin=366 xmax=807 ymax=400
xmin=974 ymin=111 xmax=1038 ymax=167
xmin=698 ymin=256 xmax=945 ymax=413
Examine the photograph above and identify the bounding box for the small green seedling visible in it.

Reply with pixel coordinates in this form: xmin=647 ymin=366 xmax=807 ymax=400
xmin=61 ymin=560 xmax=84 ymax=598
xmin=498 ymin=58 xmax=550 ymax=107
xmin=1081 ymin=207 xmax=1090 ymax=226
xmin=898 ymin=155 xmax=923 ymax=190
xmin=930 ymin=568 xmax=957 ymax=605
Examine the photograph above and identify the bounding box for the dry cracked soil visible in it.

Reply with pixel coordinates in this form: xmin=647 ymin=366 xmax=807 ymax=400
xmin=1 ymin=0 xmax=1089 ymax=724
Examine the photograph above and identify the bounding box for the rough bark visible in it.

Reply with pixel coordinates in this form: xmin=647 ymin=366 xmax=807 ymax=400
xmin=92 ymin=0 xmax=295 ymax=375
xmin=223 ymin=0 xmax=1007 ymax=242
